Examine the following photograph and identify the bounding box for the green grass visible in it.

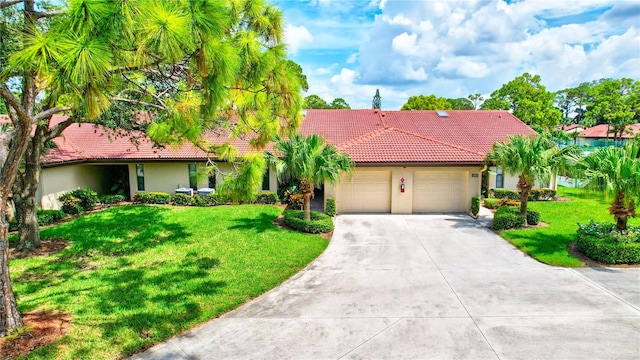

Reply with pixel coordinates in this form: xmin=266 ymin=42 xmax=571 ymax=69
xmin=500 ymin=187 xmax=640 ymax=267
xmin=10 ymin=205 xmax=328 ymax=359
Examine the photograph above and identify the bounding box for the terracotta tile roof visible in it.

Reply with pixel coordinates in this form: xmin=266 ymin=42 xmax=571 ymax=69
xmin=579 ymin=123 xmax=640 ymax=139
xmin=43 ymin=110 xmax=535 ymax=165
xmin=299 ymin=109 xmax=535 ymax=163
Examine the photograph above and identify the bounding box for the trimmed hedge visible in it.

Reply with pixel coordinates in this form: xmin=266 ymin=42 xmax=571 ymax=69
xmin=483 ymin=198 xmax=500 ymax=209
xmin=59 ymin=188 xmax=98 ymax=215
xmin=98 ymin=194 xmax=126 ymax=204
xmin=255 ymin=192 xmax=279 ymax=204
xmin=526 ymin=210 xmax=541 ymax=225
xmin=471 ymin=197 xmax=480 ymax=217
xmin=493 ymin=206 xmax=540 ymax=230
xmin=491 ymin=188 xmax=557 ymax=201
xmin=133 ymin=192 xmax=171 ymax=204
xmin=499 ymin=198 xmax=521 ymax=207
xmin=492 ymin=189 xmax=519 ymax=200
xmin=325 ymin=197 xmax=337 ymax=217
xmin=283 ymin=210 xmax=334 ymax=234
xmin=576 ymin=221 xmax=640 ymax=264
xmin=493 ymin=206 xmax=526 ymax=231
xmin=37 ymin=209 xmax=68 ymax=226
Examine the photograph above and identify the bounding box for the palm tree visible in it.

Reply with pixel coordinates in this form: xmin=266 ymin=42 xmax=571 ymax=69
xmin=573 ymin=140 xmax=640 ymax=232
xmin=485 ymin=135 xmax=578 ymax=224
xmin=268 ymin=134 xmax=354 ymax=220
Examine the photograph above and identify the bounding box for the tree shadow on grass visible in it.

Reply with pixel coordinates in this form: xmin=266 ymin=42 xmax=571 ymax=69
xmin=21 ymin=254 xmax=228 ymax=359
xmin=227 ymin=212 xmax=279 ymax=234
xmin=45 ymin=205 xmax=191 ymax=258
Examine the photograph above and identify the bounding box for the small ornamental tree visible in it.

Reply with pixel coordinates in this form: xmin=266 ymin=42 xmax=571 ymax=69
xmin=268 ymin=134 xmax=354 ymax=221
xmin=372 ymin=89 xmax=381 ymax=109
xmin=574 ymin=140 xmax=640 ymax=232
xmin=485 ymin=135 xmax=578 ymax=224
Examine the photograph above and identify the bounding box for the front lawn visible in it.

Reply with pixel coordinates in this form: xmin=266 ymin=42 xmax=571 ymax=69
xmin=9 ymin=205 xmax=328 ymax=359
xmin=499 ymin=187 xmax=640 ymax=267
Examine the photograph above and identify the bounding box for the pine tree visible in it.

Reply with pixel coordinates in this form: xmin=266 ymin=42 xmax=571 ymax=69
xmin=372 ymin=89 xmax=381 ymax=109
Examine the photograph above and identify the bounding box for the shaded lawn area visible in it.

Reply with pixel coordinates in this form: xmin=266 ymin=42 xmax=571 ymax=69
xmin=500 ymin=187 xmax=640 ymax=267
xmin=9 ymin=204 xmax=328 ymax=359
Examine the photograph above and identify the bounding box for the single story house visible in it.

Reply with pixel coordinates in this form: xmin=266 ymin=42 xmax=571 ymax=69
xmin=39 ymin=109 xmax=536 ymax=214
xmin=577 ymin=123 xmax=640 ymax=147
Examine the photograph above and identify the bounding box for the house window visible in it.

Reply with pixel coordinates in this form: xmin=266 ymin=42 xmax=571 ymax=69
xmin=208 ymin=172 xmax=216 ymax=188
xmin=262 ymin=170 xmax=270 ymax=191
xmin=188 ymin=163 xmax=197 ymax=190
xmin=136 ymin=164 xmax=145 ymax=191
xmin=496 ymin=167 xmax=504 ymax=189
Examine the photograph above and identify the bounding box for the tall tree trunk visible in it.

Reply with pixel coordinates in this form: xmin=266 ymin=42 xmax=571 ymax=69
xmin=14 ymin=131 xmax=43 ymax=252
xmin=517 ymin=174 xmax=532 ymax=224
xmin=610 ymin=192 xmax=634 ymax=233
xmin=303 ymin=192 xmax=311 ymax=221
xmin=299 ymin=178 xmax=313 ymax=221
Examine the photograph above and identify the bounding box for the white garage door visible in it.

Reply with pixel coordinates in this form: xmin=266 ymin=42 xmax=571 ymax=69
xmin=337 ymin=171 xmax=391 ymax=213
xmin=413 ymin=171 xmax=467 ymax=212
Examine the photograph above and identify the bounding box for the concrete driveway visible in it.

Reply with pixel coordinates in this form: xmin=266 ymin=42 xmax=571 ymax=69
xmin=132 ymin=214 xmax=640 ymax=360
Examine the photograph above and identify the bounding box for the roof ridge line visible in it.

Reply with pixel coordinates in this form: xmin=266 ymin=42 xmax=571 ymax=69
xmin=58 ymin=132 xmax=90 ymax=160
xmin=375 ymin=109 xmax=388 ymax=128
xmin=338 ymin=127 xmax=392 ymax=150
xmin=390 ymin=127 xmax=486 ymax=156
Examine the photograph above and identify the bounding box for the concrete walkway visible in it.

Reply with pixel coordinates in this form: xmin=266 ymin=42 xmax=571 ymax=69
xmin=132 ymin=214 xmax=640 ymax=360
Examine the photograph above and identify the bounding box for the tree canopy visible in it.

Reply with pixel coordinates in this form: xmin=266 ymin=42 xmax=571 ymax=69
xmin=302 ymin=95 xmax=350 ymax=109
xmin=0 ymin=0 xmax=303 ymax=337
xmin=481 ymin=73 xmax=561 ymax=130
xmin=401 ymin=94 xmax=451 ymax=110
xmin=372 ymin=88 xmax=381 ymax=109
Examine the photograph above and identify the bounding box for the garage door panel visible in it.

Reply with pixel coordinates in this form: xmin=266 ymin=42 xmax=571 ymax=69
xmin=413 ymin=171 xmax=467 ymax=213
xmin=338 ymin=171 xmax=391 ymax=213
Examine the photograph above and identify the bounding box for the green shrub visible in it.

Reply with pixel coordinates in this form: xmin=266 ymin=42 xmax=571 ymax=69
xmin=8 ymin=220 xmax=18 ymax=232
xmin=255 ymin=192 xmax=279 ymax=204
xmin=133 ymin=192 xmax=171 ymax=204
xmin=483 ymin=198 xmax=500 ymax=209
xmin=471 ymin=197 xmax=480 ymax=217
xmin=172 ymin=193 xmax=194 ymax=206
xmin=576 ymin=221 xmax=640 ymax=264
xmin=60 ymin=196 xmax=84 ymax=215
xmin=499 ymin=198 xmax=520 ymax=207
xmin=526 ymin=210 xmax=541 ymax=225
xmin=283 ymin=210 xmax=334 ymax=234
xmin=59 ymin=189 xmax=98 ymax=210
xmin=529 ymin=188 xmax=557 ymax=201
xmin=192 ymin=195 xmax=208 ymax=207
xmin=492 ymin=188 xmax=557 ymax=201
xmin=325 ymin=197 xmax=337 ymax=217
xmin=204 ymin=193 xmax=219 ymax=206
xmin=493 ymin=206 xmax=526 ymax=231
xmin=37 ymin=209 xmax=67 ymax=226
xmin=492 ymin=189 xmax=519 ymax=200
xmin=98 ymin=194 xmax=126 ymax=204
xmin=59 ymin=188 xmax=98 ymax=214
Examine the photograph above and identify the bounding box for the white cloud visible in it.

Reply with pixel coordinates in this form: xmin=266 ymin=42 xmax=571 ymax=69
xmin=287 ymin=0 xmax=638 ymax=110
xmin=284 ymin=24 xmax=313 ymax=54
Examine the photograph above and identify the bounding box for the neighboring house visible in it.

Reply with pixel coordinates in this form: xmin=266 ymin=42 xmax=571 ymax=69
xmin=577 ymin=123 xmax=640 ymax=147
xmin=556 ymin=123 xmax=585 ymax=134
xmin=40 ymin=110 xmax=536 ymax=214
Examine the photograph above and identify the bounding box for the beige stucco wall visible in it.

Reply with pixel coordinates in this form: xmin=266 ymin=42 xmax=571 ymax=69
xmin=39 ymin=164 xmax=103 ymax=210
xmin=487 ymin=166 xmax=558 ymax=193
xmin=128 ymin=161 xmax=277 ymax=199
xmin=325 ymin=165 xmax=483 ymax=214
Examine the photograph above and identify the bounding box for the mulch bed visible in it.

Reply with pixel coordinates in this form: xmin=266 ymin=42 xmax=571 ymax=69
xmin=9 ymin=239 xmax=69 ymax=260
xmin=0 ymin=311 xmax=71 ymax=360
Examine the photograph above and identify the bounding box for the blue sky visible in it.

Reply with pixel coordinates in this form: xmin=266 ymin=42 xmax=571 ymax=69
xmin=278 ymin=0 xmax=640 ymax=110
